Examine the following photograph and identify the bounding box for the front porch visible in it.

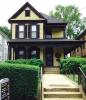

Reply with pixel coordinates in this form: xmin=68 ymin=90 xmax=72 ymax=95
xmin=8 ymin=46 xmax=63 ymax=67
xmin=8 ymin=39 xmax=84 ymax=72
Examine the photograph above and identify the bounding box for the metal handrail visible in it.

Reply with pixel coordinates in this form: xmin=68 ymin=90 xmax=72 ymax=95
xmin=78 ymin=67 xmax=86 ymax=79
xmin=66 ymin=66 xmax=86 ymax=92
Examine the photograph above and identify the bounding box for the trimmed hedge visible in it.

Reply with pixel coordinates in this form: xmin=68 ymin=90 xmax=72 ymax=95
xmin=6 ymin=58 xmax=43 ymax=66
xmin=82 ymin=65 xmax=86 ymax=74
xmin=61 ymin=57 xmax=86 ymax=74
xmin=0 ymin=63 xmax=40 ymax=100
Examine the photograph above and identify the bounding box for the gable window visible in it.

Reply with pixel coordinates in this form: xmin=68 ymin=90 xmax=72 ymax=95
xmin=19 ymin=25 xmax=24 ymax=38
xmin=31 ymin=25 xmax=37 ymax=38
xmin=25 ymin=10 xmax=30 ymax=16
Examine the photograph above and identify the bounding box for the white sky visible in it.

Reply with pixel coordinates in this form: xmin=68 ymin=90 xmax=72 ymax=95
xmin=0 ymin=0 xmax=86 ymax=28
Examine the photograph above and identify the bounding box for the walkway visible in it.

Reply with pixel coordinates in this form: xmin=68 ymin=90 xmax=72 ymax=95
xmin=42 ymin=74 xmax=84 ymax=100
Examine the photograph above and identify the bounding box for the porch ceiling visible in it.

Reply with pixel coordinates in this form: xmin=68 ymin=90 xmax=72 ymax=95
xmin=8 ymin=39 xmax=85 ymax=54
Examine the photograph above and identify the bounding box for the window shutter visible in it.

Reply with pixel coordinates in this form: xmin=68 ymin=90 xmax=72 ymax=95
xmin=24 ymin=25 xmax=27 ymax=38
xmin=28 ymin=25 xmax=31 ymax=38
xmin=28 ymin=48 xmax=31 ymax=59
xmin=16 ymin=25 xmax=19 ymax=38
xmin=37 ymin=48 xmax=40 ymax=59
xmin=37 ymin=25 xmax=39 ymax=38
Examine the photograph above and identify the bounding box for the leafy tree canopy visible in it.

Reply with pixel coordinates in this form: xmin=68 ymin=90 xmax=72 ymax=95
xmin=0 ymin=26 xmax=11 ymax=38
xmin=49 ymin=5 xmax=86 ymax=39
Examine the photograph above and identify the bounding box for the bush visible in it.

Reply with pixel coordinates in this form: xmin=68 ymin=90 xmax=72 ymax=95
xmin=6 ymin=58 xmax=43 ymax=66
xmin=0 ymin=63 xmax=40 ymax=100
xmin=61 ymin=57 xmax=86 ymax=74
xmin=82 ymin=65 xmax=86 ymax=74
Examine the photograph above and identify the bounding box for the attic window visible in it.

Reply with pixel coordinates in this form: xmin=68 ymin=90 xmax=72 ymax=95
xmin=25 ymin=10 xmax=30 ymax=16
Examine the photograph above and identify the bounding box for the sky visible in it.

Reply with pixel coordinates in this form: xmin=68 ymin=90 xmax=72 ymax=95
xmin=0 ymin=0 xmax=86 ymax=28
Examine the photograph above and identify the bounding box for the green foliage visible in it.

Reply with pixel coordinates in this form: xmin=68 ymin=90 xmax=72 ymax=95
xmin=49 ymin=5 xmax=86 ymax=39
xmin=0 ymin=63 xmax=40 ymax=100
xmin=0 ymin=26 xmax=11 ymax=38
xmin=82 ymin=65 xmax=86 ymax=74
xmin=61 ymin=57 xmax=86 ymax=74
xmin=6 ymin=58 xmax=43 ymax=66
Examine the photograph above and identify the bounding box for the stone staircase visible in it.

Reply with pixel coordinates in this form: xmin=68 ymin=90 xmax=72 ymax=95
xmin=44 ymin=67 xmax=60 ymax=74
xmin=42 ymin=74 xmax=84 ymax=100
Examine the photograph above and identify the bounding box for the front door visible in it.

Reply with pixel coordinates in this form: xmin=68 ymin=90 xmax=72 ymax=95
xmin=45 ymin=48 xmax=53 ymax=67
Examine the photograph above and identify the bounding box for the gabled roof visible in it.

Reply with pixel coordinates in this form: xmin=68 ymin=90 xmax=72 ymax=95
xmin=8 ymin=2 xmax=45 ymax=21
xmin=40 ymin=12 xmax=66 ymax=24
xmin=8 ymin=2 xmax=67 ymax=25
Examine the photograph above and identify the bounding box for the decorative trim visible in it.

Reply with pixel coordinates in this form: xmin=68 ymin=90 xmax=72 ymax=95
xmin=8 ymin=20 xmax=46 ymax=23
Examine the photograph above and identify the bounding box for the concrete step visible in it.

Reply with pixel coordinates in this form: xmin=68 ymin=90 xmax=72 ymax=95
xmin=44 ymin=68 xmax=60 ymax=74
xmin=44 ymin=71 xmax=59 ymax=74
xmin=44 ymin=68 xmax=59 ymax=71
xmin=44 ymin=87 xmax=79 ymax=92
xmin=44 ymin=92 xmax=82 ymax=98
xmin=44 ymin=98 xmax=83 ymax=100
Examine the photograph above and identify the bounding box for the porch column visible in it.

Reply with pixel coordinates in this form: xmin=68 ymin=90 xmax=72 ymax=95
xmin=13 ymin=48 xmax=15 ymax=60
xmin=40 ymin=48 xmax=43 ymax=61
xmin=11 ymin=48 xmax=14 ymax=60
xmin=25 ymin=46 xmax=28 ymax=59
xmin=8 ymin=44 xmax=11 ymax=60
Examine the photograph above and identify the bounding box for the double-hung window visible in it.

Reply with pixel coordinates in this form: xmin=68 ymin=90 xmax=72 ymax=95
xmin=19 ymin=25 xmax=24 ymax=38
xmin=16 ymin=24 xmax=39 ymax=39
xmin=31 ymin=25 xmax=37 ymax=38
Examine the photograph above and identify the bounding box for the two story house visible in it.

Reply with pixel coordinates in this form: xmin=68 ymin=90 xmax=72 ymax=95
xmin=8 ymin=2 xmax=84 ymax=68
xmin=0 ymin=30 xmax=9 ymax=61
xmin=71 ymin=30 xmax=86 ymax=57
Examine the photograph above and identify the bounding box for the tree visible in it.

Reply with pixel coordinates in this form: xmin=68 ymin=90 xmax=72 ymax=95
xmin=0 ymin=26 xmax=11 ymax=38
xmin=49 ymin=5 xmax=86 ymax=39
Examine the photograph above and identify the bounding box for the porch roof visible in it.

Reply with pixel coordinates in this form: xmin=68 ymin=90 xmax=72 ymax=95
xmin=8 ymin=39 xmax=85 ymax=54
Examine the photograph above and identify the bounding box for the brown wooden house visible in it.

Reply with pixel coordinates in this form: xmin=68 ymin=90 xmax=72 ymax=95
xmin=8 ymin=2 xmax=84 ymax=69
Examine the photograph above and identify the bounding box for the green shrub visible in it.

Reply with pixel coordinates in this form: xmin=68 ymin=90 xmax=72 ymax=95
xmin=0 ymin=63 xmax=40 ymax=100
xmin=6 ymin=58 xmax=43 ymax=66
xmin=82 ymin=65 xmax=86 ymax=74
xmin=61 ymin=57 xmax=86 ymax=74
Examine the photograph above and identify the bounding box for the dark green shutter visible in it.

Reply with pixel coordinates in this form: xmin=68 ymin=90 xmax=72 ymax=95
xmin=28 ymin=25 xmax=31 ymax=38
xmin=24 ymin=25 xmax=27 ymax=38
xmin=37 ymin=25 xmax=39 ymax=38
xmin=16 ymin=25 xmax=19 ymax=38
